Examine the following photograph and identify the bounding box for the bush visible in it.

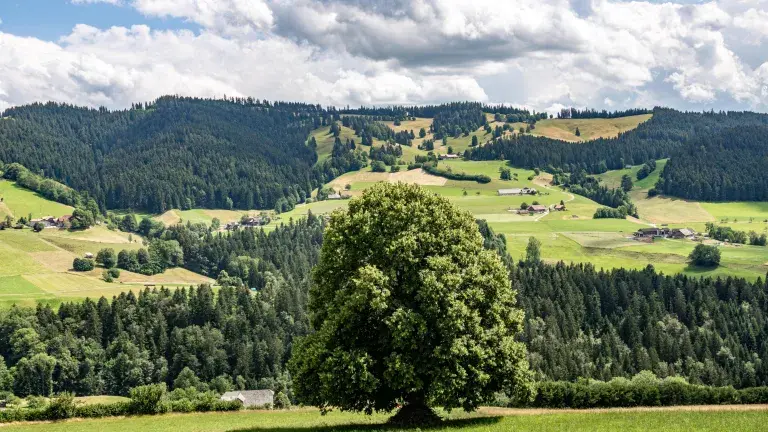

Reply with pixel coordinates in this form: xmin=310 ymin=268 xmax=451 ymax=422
xmin=129 ymin=383 xmax=168 ymax=415
xmin=72 ymin=258 xmax=95 ymax=272
xmin=273 ymin=391 xmax=291 ymax=409
xmin=508 ymin=376 xmax=768 ymax=409
xmin=689 ymin=244 xmax=721 ymax=267
xmin=26 ymin=395 xmax=48 ymax=409
xmin=74 ymin=401 xmax=131 ymax=418
xmin=45 ymin=393 xmax=77 ymax=420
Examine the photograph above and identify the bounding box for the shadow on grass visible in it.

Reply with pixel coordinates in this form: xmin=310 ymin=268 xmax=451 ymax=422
xmin=228 ymin=416 xmax=504 ymax=432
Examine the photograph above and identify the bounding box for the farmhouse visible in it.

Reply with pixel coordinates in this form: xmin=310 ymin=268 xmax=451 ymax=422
xmin=528 ymin=205 xmax=547 ymax=213
xmin=242 ymin=216 xmax=268 ymax=227
xmin=220 ymin=390 xmax=274 ymax=408
xmin=327 ymin=193 xmax=342 ymax=200
xmin=28 ymin=216 xmax=57 ymax=228
xmin=635 ymin=227 xmax=667 ymax=238
xmin=439 ymin=154 xmax=460 ymax=160
xmin=669 ymin=228 xmax=696 ymax=239
xmin=57 ymin=215 xmax=72 ymax=228
xmin=553 ymin=204 xmax=566 ymax=211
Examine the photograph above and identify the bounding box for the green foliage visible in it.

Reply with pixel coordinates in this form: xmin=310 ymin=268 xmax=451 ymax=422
xmin=621 ymin=174 xmax=633 ymax=192
xmin=174 ymin=367 xmax=205 ymax=391
xmin=13 ymin=353 xmax=56 ymax=396
xmin=525 ymin=237 xmax=541 ymax=264
xmin=72 ymin=258 xmax=95 ymax=272
xmin=370 ymin=160 xmax=386 ymax=172
xmin=422 ymin=164 xmax=492 ymax=183
xmin=129 ymin=384 xmax=168 ymax=415
xmin=0 ymin=97 xmax=335 ymax=213
xmin=274 ymin=391 xmax=291 ymax=409
xmin=32 ymin=222 xmax=44 ymax=233
xmin=688 ymin=244 xmax=721 ymax=267
xmin=512 ymin=375 xmax=768 ymax=409
xmin=96 ymin=248 xmax=117 ymax=269
xmin=45 ymin=392 xmax=77 ymax=420
xmin=290 ymin=183 xmax=531 ymax=414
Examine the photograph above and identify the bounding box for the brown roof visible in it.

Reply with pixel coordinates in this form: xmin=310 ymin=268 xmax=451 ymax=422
xmin=57 ymin=215 xmax=72 ymax=222
xmin=528 ymin=205 xmax=547 ymax=212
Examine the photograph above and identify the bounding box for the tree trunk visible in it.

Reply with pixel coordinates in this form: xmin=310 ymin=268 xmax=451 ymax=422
xmin=387 ymin=393 xmax=442 ymax=426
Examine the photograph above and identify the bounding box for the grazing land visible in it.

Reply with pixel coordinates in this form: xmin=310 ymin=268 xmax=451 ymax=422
xmin=0 ymin=179 xmax=73 ymax=219
xmin=271 ymin=154 xmax=768 ymax=280
xmin=3 ymin=406 xmax=767 ymax=432
xmin=529 ymin=114 xmax=653 ymax=142
xmin=0 ymin=187 xmax=212 ymax=307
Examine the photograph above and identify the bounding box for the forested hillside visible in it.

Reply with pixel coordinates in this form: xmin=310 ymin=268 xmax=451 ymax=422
xmin=2 ymin=217 xmax=768 ymax=398
xmin=469 ymin=108 xmax=768 ymax=174
xmin=0 ymin=97 xmax=329 ymax=213
xmin=655 ymin=126 xmax=768 ymax=201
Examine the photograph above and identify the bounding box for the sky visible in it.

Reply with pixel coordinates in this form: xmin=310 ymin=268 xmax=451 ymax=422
xmin=0 ymin=0 xmax=767 ymax=113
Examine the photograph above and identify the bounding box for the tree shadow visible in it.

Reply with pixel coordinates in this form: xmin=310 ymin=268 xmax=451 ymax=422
xmin=228 ymin=416 xmax=504 ymax=432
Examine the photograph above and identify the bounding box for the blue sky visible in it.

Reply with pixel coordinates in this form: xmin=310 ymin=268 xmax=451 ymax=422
xmin=0 ymin=0 xmax=197 ymax=41
xmin=0 ymin=0 xmax=766 ymax=112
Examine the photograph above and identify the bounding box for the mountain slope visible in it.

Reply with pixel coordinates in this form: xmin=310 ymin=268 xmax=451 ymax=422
xmin=0 ymin=97 xmax=325 ymax=213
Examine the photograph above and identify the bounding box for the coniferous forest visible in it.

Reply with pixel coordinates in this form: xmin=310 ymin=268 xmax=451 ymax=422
xmin=468 ymin=108 xmax=768 ymax=176
xmin=2 ymin=220 xmax=768 ymax=398
xmin=656 ymin=126 xmax=768 ymax=201
xmin=0 ymin=97 xmax=332 ymax=213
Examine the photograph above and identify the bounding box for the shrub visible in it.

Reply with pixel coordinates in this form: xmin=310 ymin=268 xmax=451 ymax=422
xmin=72 ymin=258 xmax=95 ymax=272
xmin=45 ymin=392 xmax=77 ymax=420
xmin=274 ymin=391 xmax=291 ymax=409
xmin=129 ymin=383 xmax=168 ymax=415
xmin=26 ymin=395 xmax=48 ymax=409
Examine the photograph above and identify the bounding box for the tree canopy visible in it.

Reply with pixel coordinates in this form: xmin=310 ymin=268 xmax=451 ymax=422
xmin=290 ymin=183 xmax=530 ymax=421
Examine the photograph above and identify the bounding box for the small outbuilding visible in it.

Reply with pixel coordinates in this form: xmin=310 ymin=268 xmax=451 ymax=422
xmin=528 ymin=205 xmax=547 ymax=213
xmin=220 ymin=390 xmax=274 ymax=408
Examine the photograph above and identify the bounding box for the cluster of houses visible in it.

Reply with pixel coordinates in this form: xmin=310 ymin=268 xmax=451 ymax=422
xmin=225 ymin=215 xmax=270 ymax=231
xmin=498 ymin=188 xmax=537 ymax=196
xmin=634 ymin=227 xmax=696 ymax=240
xmin=513 ymin=202 xmax=567 ymax=215
xmin=27 ymin=215 xmax=72 ymax=229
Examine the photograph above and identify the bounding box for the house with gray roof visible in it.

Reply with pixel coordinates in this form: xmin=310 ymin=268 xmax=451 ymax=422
xmin=220 ymin=390 xmax=274 ymax=408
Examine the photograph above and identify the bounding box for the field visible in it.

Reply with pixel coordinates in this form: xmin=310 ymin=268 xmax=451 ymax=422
xmin=262 ymin=155 xmax=768 ymax=280
xmin=3 ymin=405 xmax=767 ymax=432
xmin=529 ymin=114 xmax=653 ymax=142
xmin=0 ymin=209 xmax=212 ymax=308
xmin=0 ymin=179 xmax=73 ymax=219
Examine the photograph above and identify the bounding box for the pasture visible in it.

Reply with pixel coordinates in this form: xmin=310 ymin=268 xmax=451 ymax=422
xmin=529 ymin=114 xmax=653 ymax=142
xmin=0 ymin=179 xmax=73 ymax=219
xmin=3 ymin=405 xmax=767 ymax=432
xmin=0 ymin=226 xmax=212 ymax=308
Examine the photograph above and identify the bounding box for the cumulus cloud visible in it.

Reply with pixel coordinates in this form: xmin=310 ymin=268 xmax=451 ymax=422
xmin=1 ymin=0 xmax=767 ymax=111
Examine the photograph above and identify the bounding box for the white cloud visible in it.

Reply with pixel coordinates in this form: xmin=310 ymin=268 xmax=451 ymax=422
xmin=0 ymin=24 xmax=484 ymax=111
xmin=2 ymin=0 xmax=768 ymax=111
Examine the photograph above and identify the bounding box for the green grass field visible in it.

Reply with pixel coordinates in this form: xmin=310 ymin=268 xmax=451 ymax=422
xmin=0 ymin=225 xmax=212 ymax=307
xmin=0 ymin=179 xmax=73 ymax=219
xmin=3 ymin=406 xmax=766 ymax=432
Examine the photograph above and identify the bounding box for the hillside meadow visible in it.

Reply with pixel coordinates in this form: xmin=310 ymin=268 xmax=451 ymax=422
xmin=3 ymin=406 xmax=767 ymax=432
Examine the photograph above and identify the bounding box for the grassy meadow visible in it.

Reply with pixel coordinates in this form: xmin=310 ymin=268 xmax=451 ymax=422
xmin=3 ymin=406 xmax=767 ymax=432
xmin=0 ymin=217 xmax=212 ymax=308
xmin=0 ymin=179 xmax=73 ymax=219
xmin=529 ymin=114 xmax=653 ymax=142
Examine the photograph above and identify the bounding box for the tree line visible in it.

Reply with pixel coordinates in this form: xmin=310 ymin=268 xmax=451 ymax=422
xmin=656 ymin=126 xmax=768 ymax=201
xmin=468 ymin=108 xmax=768 ymax=175
xmin=556 ymin=107 xmax=652 ymax=119
xmin=0 ymin=97 xmax=345 ymax=214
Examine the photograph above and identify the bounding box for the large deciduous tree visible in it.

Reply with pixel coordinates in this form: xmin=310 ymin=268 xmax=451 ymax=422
xmin=289 ymin=183 xmax=530 ymax=424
